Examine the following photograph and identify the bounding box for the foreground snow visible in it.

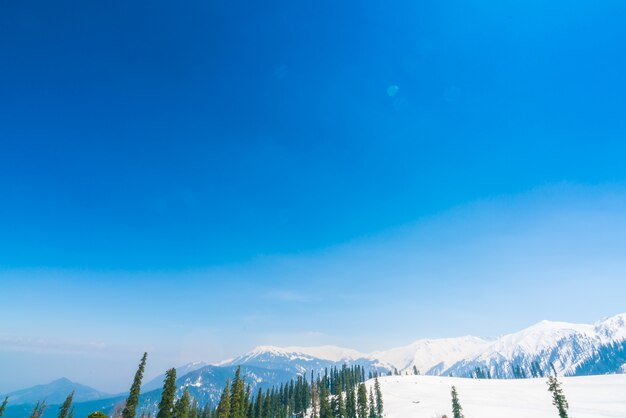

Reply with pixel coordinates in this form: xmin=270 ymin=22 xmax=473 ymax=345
xmin=366 ymin=374 xmax=626 ymax=418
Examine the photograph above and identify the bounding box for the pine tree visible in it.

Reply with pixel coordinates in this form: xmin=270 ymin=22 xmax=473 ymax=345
xmin=0 ymin=397 xmax=8 ymax=418
xmin=217 ymin=380 xmax=231 ymax=418
xmin=547 ymin=376 xmax=569 ymax=418
xmin=123 ymin=352 xmax=148 ymax=418
xmin=373 ymin=377 xmax=383 ymax=417
xmin=157 ymin=368 xmax=177 ymax=418
xmin=346 ymin=387 xmax=356 ymax=418
xmin=253 ymin=388 xmax=263 ymax=418
xmin=356 ymin=384 xmax=368 ymax=418
xmin=450 ymin=386 xmax=464 ymax=418
xmin=244 ymin=385 xmax=251 ymax=418
xmin=229 ymin=367 xmax=246 ymax=418
xmin=319 ymin=385 xmax=332 ymax=418
xmin=368 ymin=389 xmax=376 ymax=418
xmin=331 ymin=386 xmax=346 ymax=418
xmin=58 ymin=391 xmax=74 ymax=418
xmin=190 ymin=399 xmax=199 ymax=418
xmin=310 ymin=374 xmax=318 ymax=418
xmin=412 ymin=365 xmax=418 ymax=375
xmin=30 ymin=400 xmax=47 ymax=418
xmin=175 ymin=387 xmax=191 ymax=418
xmin=261 ymin=390 xmax=271 ymax=418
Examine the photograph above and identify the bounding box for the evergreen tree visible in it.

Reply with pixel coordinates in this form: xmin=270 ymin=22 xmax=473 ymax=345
xmin=217 ymin=381 xmax=231 ymax=418
xmin=229 ymin=367 xmax=246 ymax=418
xmin=190 ymin=400 xmax=199 ymax=418
xmin=373 ymin=377 xmax=383 ymax=417
xmin=58 ymin=391 xmax=74 ymax=418
xmin=346 ymin=387 xmax=356 ymax=418
xmin=331 ymin=386 xmax=346 ymax=418
xmin=547 ymin=376 xmax=569 ymax=418
xmin=310 ymin=376 xmax=318 ymax=418
xmin=157 ymin=368 xmax=177 ymax=418
xmin=261 ymin=390 xmax=270 ymax=418
xmin=175 ymin=387 xmax=191 ymax=418
xmin=30 ymin=400 xmax=47 ymax=418
xmin=123 ymin=352 xmax=148 ymax=418
xmin=68 ymin=406 xmax=75 ymax=418
xmin=356 ymin=384 xmax=368 ymax=418
xmin=319 ymin=385 xmax=332 ymax=418
xmin=450 ymin=386 xmax=464 ymax=418
xmin=244 ymin=385 xmax=251 ymax=418
xmin=412 ymin=365 xmax=418 ymax=375
xmin=88 ymin=413 xmax=108 ymax=418
xmin=253 ymin=388 xmax=263 ymax=418
xmin=0 ymin=397 xmax=8 ymax=418
xmin=368 ymin=389 xmax=376 ymax=418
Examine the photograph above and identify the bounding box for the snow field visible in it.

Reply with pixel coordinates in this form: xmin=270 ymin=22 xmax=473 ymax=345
xmin=366 ymin=374 xmax=626 ymax=418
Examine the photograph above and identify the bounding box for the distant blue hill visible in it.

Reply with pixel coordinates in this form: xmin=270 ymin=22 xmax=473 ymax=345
xmin=1 ymin=377 xmax=111 ymax=405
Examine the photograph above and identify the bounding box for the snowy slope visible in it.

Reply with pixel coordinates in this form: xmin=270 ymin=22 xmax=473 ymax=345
xmin=372 ymin=336 xmax=491 ymax=375
xmin=367 ymin=374 xmax=626 ymax=418
xmin=143 ymin=361 xmax=210 ymax=391
xmin=445 ymin=313 xmax=626 ymax=378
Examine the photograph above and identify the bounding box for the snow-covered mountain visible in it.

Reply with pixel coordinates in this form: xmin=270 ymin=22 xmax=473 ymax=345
xmin=143 ymin=361 xmax=210 ymax=391
xmin=216 ymin=313 xmax=626 ymax=379
xmin=226 ymin=345 xmax=369 ymax=364
xmin=372 ymin=336 xmax=491 ymax=375
xmin=443 ymin=313 xmax=626 ymax=378
xmin=220 ymin=344 xmax=388 ymax=377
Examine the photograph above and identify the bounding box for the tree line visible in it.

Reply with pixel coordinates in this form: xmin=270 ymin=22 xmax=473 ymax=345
xmin=5 ymin=353 xmax=383 ymax=418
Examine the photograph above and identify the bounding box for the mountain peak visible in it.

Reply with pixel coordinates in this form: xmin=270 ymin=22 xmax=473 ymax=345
xmin=4 ymin=378 xmax=110 ymax=405
xmin=50 ymin=377 xmax=73 ymax=385
xmin=241 ymin=345 xmax=369 ymax=362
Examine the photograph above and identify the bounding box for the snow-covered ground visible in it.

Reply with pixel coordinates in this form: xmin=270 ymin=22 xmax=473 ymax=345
xmin=367 ymin=374 xmax=626 ymax=418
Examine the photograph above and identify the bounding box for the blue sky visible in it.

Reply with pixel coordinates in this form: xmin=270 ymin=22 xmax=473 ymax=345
xmin=2 ymin=0 xmax=626 ymax=393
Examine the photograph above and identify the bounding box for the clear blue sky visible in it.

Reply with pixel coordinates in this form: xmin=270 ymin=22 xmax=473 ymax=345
xmin=2 ymin=0 xmax=626 ymax=393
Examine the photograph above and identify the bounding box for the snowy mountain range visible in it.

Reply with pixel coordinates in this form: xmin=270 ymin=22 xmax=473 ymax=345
xmin=218 ymin=313 xmax=626 ymax=379
xmin=3 ymin=313 xmax=626 ymax=417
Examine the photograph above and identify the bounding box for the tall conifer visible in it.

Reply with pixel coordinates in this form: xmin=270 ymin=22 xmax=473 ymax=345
xmin=30 ymin=400 xmax=46 ymax=418
xmin=356 ymin=384 xmax=368 ymax=418
xmin=0 ymin=397 xmax=8 ymax=418
xmin=157 ymin=368 xmax=177 ymax=418
xmin=346 ymin=387 xmax=356 ymax=418
xmin=123 ymin=352 xmax=148 ymax=418
xmin=217 ymin=380 xmax=231 ymax=418
xmin=450 ymin=386 xmax=464 ymax=418
xmin=318 ymin=385 xmax=331 ymax=418
xmin=368 ymin=389 xmax=376 ymax=418
xmin=58 ymin=391 xmax=74 ymax=418
xmin=253 ymin=388 xmax=263 ymax=418
xmin=174 ymin=387 xmax=191 ymax=418
xmin=547 ymin=376 xmax=569 ymax=418
xmin=229 ymin=367 xmax=246 ymax=418
xmin=373 ymin=378 xmax=383 ymax=417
